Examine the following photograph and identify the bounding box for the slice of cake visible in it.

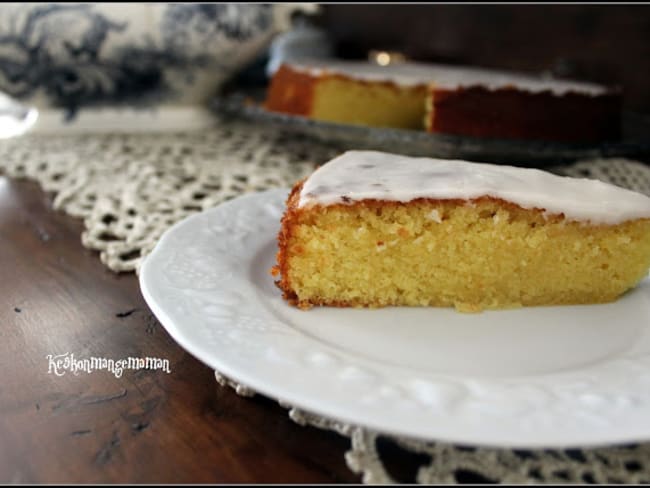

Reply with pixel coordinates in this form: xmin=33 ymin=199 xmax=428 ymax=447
xmin=264 ymin=60 xmax=428 ymax=130
xmin=272 ymin=150 xmax=650 ymax=312
xmin=263 ymin=59 xmax=621 ymax=142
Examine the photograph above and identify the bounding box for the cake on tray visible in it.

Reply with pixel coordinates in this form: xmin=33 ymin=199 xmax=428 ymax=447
xmin=264 ymin=60 xmax=621 ymax=143
xmin=272 ymin=150 xmax=650 ymax=312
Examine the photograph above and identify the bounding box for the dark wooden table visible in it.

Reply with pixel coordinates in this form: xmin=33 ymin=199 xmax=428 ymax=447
xmin=0 ymin=176 xmax=366 ymax=483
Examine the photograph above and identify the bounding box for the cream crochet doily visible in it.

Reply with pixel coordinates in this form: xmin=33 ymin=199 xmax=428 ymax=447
xmin=2 ymin=119 xmax=650 ymax=484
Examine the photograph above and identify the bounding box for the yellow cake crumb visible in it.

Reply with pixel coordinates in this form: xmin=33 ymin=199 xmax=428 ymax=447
xmin=275 ymin=191 xmax=650 ymax=312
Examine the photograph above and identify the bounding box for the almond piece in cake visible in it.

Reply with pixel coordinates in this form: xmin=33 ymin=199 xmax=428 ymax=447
xmin=272 ymin=150 xmax=650 ymax=312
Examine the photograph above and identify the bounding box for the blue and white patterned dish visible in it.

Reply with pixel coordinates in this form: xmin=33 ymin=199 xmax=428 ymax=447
xmin=0 ymin=3 xmax=301 ymax=120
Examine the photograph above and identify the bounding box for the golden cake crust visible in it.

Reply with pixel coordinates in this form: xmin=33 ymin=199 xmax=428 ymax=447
xmin=271 ymin=178 xmax=305 ymax=306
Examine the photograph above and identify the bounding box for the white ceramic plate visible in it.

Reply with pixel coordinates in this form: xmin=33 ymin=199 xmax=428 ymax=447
xmin=139 ymin=188 xmax=650 ymax=449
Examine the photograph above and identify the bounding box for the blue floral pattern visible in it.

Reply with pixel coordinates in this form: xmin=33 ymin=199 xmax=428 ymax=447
xmin=0 ymin=3 xmax=273 ymax=118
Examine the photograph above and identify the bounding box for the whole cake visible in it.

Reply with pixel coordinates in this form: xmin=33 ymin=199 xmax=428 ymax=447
xmin=264 ymin=60 xmax=621 ymax=143
xmin=272 ymin=150 xmax=650 ymax=312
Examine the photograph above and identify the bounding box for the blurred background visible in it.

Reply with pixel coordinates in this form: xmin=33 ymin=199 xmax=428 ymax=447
xmin=311 ymin=4 xmax=650 ymax=114
xmin=2 ymin=3 xmax=649 ymax=113
xmin=1 ymin=3 xmax=649 ymax=129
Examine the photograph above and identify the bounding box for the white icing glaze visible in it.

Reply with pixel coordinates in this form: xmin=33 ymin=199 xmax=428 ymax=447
xmin=287 ymin=59 xmax=611 ymax=96
xmin=298 ymin=151 xmax=650 ymax=225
